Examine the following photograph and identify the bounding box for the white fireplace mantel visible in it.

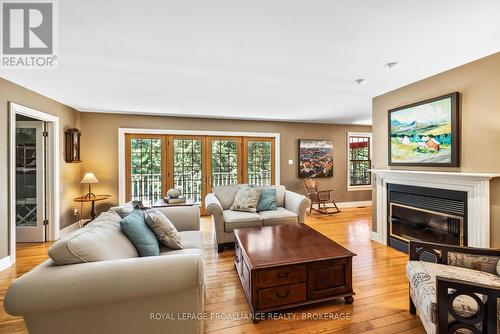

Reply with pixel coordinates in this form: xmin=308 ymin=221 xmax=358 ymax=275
xmin=370 ymin=169 xmax=500 ymax=248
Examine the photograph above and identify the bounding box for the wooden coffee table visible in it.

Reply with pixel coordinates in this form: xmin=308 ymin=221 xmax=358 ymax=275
xmin=234 ymin=224 xmax=355 ymax=319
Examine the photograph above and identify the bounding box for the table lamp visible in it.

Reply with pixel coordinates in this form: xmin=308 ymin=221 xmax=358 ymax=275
xmin=81 ymin=172 xmax=99 ymax=199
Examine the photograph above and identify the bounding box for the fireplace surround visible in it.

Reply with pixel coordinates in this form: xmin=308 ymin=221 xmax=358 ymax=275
xmin=387 ymin=183 xmax=467 ymax=253
xmin=371 ymin=170 xmax=499 ymax=249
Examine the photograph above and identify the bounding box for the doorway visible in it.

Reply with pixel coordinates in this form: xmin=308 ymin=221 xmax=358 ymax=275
xmin=8 ymin=103 xmax=60 ymax=266
xmin=15 ymin=117 xmax=47 ymax=242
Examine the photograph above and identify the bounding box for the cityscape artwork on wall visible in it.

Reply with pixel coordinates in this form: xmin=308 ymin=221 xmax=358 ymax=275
xmin=298 ymin=139 xmax=334 ymax=178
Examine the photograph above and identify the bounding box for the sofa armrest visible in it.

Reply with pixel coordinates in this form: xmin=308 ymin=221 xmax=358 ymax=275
xmin=436 ymin=276 xmax=500 ymax=334
xmin=205 ymin=193 xmax=223 ymax=214
xmin=284 ymin=190 xmax=311 ymax=224
xmin=154 ymin=205 xmax=200 ymax=231
xmin=205 ymin=193 xmax=225 ymax=235
xmin=4 ymin=253 xmax=204 ymax=316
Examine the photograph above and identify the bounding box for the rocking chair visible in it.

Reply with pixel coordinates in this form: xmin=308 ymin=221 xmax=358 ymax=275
xmin=303 ymin=178 xmax=341 ymax=214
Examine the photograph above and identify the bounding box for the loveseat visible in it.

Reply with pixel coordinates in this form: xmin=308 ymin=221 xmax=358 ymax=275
xmin=407 ymin=241 xmax=500 ymax=334
xmin=4 ymin=205 xmax=205 ymax=334
xmin=205 ymin=184 xmax=310 ymax=252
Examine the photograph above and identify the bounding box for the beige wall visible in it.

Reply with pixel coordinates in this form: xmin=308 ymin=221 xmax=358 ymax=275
xmin=371 ymin=52 xmax=500 ymax=247
xmin=0 ymin=76 xmax=372 ymax=260
xmin=0 ymin=78 xmax=82 ymax=259
xmin=80 ymin=112 xmax=372 ymax=213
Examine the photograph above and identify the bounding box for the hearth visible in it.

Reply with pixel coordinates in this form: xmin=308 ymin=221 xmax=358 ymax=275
xmin=387 ymin=183 xmax=467 ymax=253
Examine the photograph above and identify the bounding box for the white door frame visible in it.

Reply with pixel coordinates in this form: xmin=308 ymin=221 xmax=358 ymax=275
xmin=117 ymin=128 xmax=281 ymax=204
xmin=8 ymin=102 xmax=60 ymax=265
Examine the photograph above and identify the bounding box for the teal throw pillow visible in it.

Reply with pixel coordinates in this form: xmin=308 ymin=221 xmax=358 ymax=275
xmin=257 ymin=188 xmax=278 ymax=212
xmin=120 ymin=208 xmax=159 ymax=257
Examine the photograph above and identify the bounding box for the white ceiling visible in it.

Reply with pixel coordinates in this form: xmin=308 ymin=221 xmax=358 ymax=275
xmin=1 ymin=0 xmax=500 ymax=124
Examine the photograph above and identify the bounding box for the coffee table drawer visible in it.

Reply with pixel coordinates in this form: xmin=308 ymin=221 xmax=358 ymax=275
xmin=258 ymin=283 xmax=306 ymax=309
xmin=258 ymin=265 xmax=306 ymax=288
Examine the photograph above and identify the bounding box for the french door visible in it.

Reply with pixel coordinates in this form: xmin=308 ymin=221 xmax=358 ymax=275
xmin=125 ymin=134 xmax=275 ymax=212
xmin=16 ymin=121 xmax=46 ymax=242
xmin=207 ymin=137 xmax=242 ymax=190
xmin=169 ymin=136 xmax=205 ymax=205
xmin=243 ymin=137 xmax=275 ymax=186
xmin=125 ymin=134 xmax=166 ymax=206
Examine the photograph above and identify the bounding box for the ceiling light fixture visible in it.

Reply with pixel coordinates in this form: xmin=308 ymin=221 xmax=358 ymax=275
xmin=354 ymin=78 xmax=365 ymax=84
xmin=385 ymin=62 xmax=398 ymax=69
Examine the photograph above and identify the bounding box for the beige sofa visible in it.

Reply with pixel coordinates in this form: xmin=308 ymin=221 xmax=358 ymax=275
xmin=205 ymin=185 xmax=311 ymax=252
xmin=4 ymin=205 xmax=205 ymax=334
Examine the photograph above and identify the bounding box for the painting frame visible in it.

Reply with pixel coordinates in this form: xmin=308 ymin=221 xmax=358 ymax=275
xmin=298 ymin=139 xmax=334 ymax=178
xmin=388 ymin=92 xmax=460 ymax=167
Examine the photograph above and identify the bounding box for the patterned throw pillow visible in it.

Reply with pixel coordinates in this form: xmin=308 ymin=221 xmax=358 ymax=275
xmin=144 ymin=209 xmax=183 ymax=250
xmin=448 ymin=252 xmax=500 ymax=274
xmin=120 ymin=209 xmax=160 ymax=257
xmin=230 ymin=186 xmax=261 ymax=213
xmin=257 ymin=188 xmax=278 ymax=212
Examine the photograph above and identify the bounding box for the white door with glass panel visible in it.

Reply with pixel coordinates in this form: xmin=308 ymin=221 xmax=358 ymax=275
xmin=16 ymin=121 xmax=46 ymax=242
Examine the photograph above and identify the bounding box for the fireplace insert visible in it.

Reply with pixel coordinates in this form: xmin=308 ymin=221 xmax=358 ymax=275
xmin=387 ymin=184 xmax=467 ymax=253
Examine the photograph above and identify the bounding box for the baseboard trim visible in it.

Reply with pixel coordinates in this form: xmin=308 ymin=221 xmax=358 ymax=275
xmin=0 ymin=256 xmax=12 ymax=272
xmin=370 ymin=231 xmax=379 ymax=242
xmin=336 ymin=200 xmax=372 ymax=208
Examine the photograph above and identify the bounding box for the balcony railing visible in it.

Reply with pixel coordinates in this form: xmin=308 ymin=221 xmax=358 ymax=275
xmin=174 ymin=172 xmax=202 ymax=204
xmin=248 ymin=171 xmax=272 ymax=186
xmin=131 ymin=174 xmax=162 ymax=206
xmin=132 ymin=170 xmax=273 ymax=205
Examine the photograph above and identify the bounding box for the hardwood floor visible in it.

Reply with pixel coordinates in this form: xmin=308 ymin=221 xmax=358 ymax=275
xmin=0 ymin=207 xmax=425 ymax=333
xmin=0 ymin=242 xmax=52 ymax=333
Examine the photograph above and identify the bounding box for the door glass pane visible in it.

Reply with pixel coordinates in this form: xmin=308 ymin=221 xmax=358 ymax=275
xmin=247 ymin=141 xmax=272 ymax=186
xmin=16 ymin=128 xmax=37 ymax=227
xmin=212 ymin=140 xmax=238 ymax=187
xmin=130 ymin=138 xmax=163 ymax=206
xmin=173 ymin=139 xmax=203 ymax=204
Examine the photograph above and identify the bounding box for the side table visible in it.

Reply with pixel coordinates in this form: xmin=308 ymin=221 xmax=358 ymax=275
xmin=74 ymin=194 xmax=111 ymax=221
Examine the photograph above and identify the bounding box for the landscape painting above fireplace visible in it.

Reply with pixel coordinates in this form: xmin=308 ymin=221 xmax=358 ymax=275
xmin=389 ymin=92 xmax=459 ymax=167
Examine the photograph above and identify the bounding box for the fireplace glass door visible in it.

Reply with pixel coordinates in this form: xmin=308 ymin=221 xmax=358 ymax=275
xmin=389 ymin=203 xmax=464 ymax=246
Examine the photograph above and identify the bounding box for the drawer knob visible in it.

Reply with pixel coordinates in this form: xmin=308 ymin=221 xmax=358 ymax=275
xmin=276 ymin=291 xmax=290 ymax=298
xmin=277 ymin=271 xmax=289 ymax=279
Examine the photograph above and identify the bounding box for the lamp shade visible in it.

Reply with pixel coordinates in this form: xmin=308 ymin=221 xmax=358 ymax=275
xmin=81 ymin=172 xmax=99 ymax=184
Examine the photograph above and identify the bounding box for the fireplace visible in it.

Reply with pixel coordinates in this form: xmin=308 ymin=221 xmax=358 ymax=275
xmin=387 ymin=183 xmax=467 ymax=253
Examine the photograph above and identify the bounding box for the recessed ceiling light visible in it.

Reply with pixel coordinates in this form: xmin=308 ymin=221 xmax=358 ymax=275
xmin=354 ymin=78 xmax=365 ymax=84
xmin=385 ymin=62 xmax=398 ymax=69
